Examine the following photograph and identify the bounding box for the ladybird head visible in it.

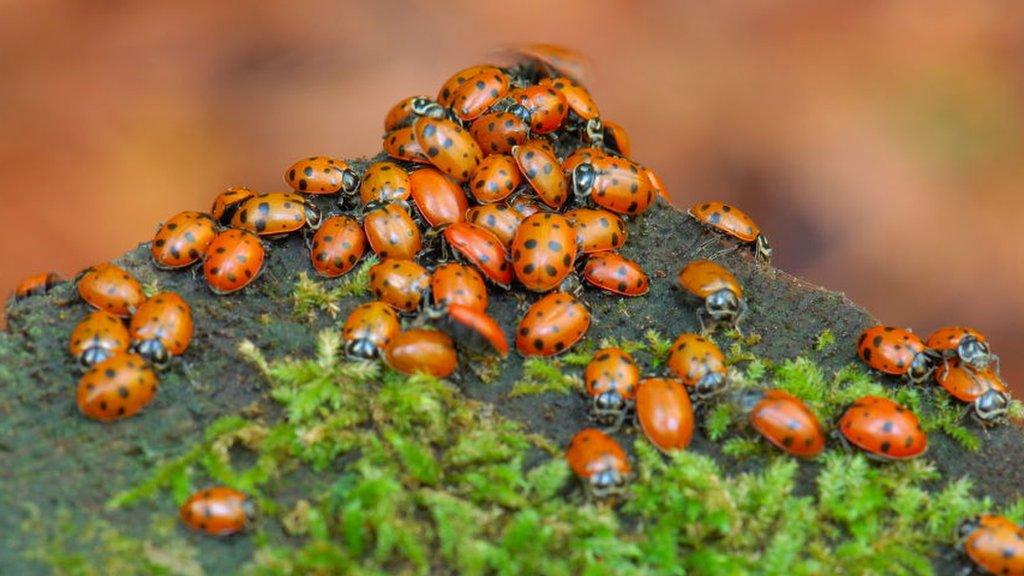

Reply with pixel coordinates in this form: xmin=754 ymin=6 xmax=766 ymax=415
xmin=242 ymin=496 xmax=258 ymax=527
xmin=303 ymin=202 xmax=323 ymax=230
xmin=907 ymin=349 xmax=940 ymax=384
xmin=736 ymin=388 xmax=766 ymax=413
xmin=508 ymin=103 xmax=532 ymax=125
xmin=958 ymin=336 xmax=991 ymax=371
xmin=956 ymin=516 xmax=982 ymax=549
xmin=705 ymin=289 xmax=741 ymax=323
xmin=132 ymin=338 xmax=170 ymax=369
xmin=340 ymin=168 xmax=360 ymax=195
xmin=593 ymin=390 xmax=628 ymax=417
xmin=589 ymin=467 xmax=627 ymax=499
xmin=584 ymin=118 xmax=603 ymax=145
xmin=345 ymin=338 xmax=380 ymax=360
xmin=974 ymin=388 xmax=1009 ymax=424
xmin=571 ymin=163 xmax=597 ymax=203
xmin=410 ymin=97 xmax=445 ymax=120
xmin=80 ymin=346 xmax=115 ymax=369
xmin=695 ymin=371 xmax=727 ymax=401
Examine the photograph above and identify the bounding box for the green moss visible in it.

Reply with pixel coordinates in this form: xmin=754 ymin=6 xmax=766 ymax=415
xmin=508 ymin=358 xmax=582 ymax=397
xmin=291 ymin=256 xmax=377 ymax=321
xmin=815 ymin=328 xmax=836 ymax=352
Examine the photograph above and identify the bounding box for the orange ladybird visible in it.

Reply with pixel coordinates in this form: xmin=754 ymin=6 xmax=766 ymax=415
xmin=582 ymin=252 xmax=649 ymax=297
xmin=384 ymin=95 xmax=445 ymax=131
xmin=538 ymin=76 xmax=599 ymax=120
xmin=443 ymin=222 xmax=513 ymax=288
xmin=309 ymin=215 xmax=366 ymax=278
xmin=507 ymin=85 xmax=568 ymax=134
xmin=469 ymin=111 xmax=530 ymax=155
xmin=129 ymin=291 xmax=193 ymax=366
xmin=13 ymin=272 xmax=62 ymax=300
xmin=151 ymin=211 xmax=218 ymax=270
xmin=934 ymin=362 xmax=1010 ymax=424
xmin=677 ymin=260 xmax=747 ymax=332
xmin=359 ymin=161 xmax=411 ymax=205
xmin=565 ymin=428 xmax=629 ymax=499
xmin=513 ymin=140 xmax=568 ymax=209
xmin=433 ymin=304 xmax=508 ymax=357
xmin=341 ymin=300 xmax=400 ymax=359
xmin=567 ymin=208 xmax=627 ymax=254
xmin=436 ymin=64 xmax=498 ymax=107
xmin=449 ymin=67 xmax=510 ymax=121
xmin=284 ymin=155 xmax=359 ymax=195
xmin=573 ymin=155 xmax=656 ymax=216
xmin=383 ymin=126 xmax=431 ymax=164
xmin=369 ymin=258 xmax=430 ymax=313
xmin=409 ymin=168 xmax=469 ymax=227
xmin=562 ymin=147 xmax=606 ymax=175
xmin=666 ymin=333 xmax=728 ymax=400
xmin=958 ymin=515 xmax=1024 ymax=576
xmin=465 ymin=203 xmax=523 ymax=248
xmin=635 ymin=378 xmax=695 ymax=454
xmin=76 ymin=352 xmax=158 ymax=421
xmin=689 ymin=201 xmax=771 ymax=263
xmin=511 ymin=43 xmax=589 ymax=83
xmin=203 ymin=229 xmax=265 ymax=295
xmin=856 ymin=325 xmax=938 ymax=384
xmin=740 ymin=389 xmax=825 ymax=458
xmin=431 ymin=263 xmax=488 ymax=312
xmin=413 ymin=117 xmax=483 ymax=183
xmin=837 ymin=396 xmax=927 ymax=460
xmin=180 ymin=486 xmax=254 ymax=537
xmin=383 ymin=328 xmax=458 ymax=377
xmin=211 ymin=186 xmax=257 ymax=225
xmin=469 ymin=154 xmax=521 ymax=204
xmin=926 ymin=326 xmax=996 ymax=373
xmin=69 ymin=310 xmax=130 ymax=368
xmin=230 ymin=192 xmax=321 ymax=237
xmin=511 ymin=213 xmax=577 ymax=293
xmin=601 ymin=120 xmax=631 ymax=156
xmin=363 ymin=203 xmax=422 ymax=260
xmin=584 ymin=348 xmax=639 ymax=426
xmin=516 ymin=292 xmax=590 ymax=357
xmin=77 ymin=263 xmax=144 ymax=318
xmin=509 ymin=194 xmax=543 ymax=219
xmin=644 ymin=167 xmax=668 ymax=199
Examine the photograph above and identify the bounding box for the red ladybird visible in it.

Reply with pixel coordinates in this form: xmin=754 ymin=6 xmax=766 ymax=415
xmin=508 ymin=194 xmax=543 ymax=219
xmin=443 ymin=222 xmax=513 ymax=288
xmin=469 ymin=111 xmax=530 ymax=155
xmin=572 ymin=156 xmax=656 ymax=216
xmin=469 ymin=154 xmax=521 ymax=204
xmin=516 ymin=292 xmax=590 ymax=357
xmin=856 ymin=325 xmax=939 ymax=384
xmin=449 ymin=67 xmax=510 ymax=121
xmin=507 ymin=86 xmax=568 ymax=135
xmin=739 ymin=389 xmax=825 ymax=458
xmin=513 ymin=140 xmax=568 ymax=209
xmin=284 ymin=156 xmax=359 ymax=196
xmin=538 ymin=76 xmax=599 ymax=120
xmin=436 ymin=64 xmax=498 ymax=107
xmin=635 ymin=378 xmax=695 ymax=453
xmin=465 ymin=203 xmax=523 ymax=249
xmin=431 ymin=263 xmax=488 ymax=312
xmin=511 ymin=213 xmax=577 ymax=292
xmin=77 ymin=263 xmax=144 ymax=318
xmin=601 ymin=120 xmax=631 ymax=156
xmin=384 ymin=96 xmax=445 ymax=132
xmin=689 ymin=201 xmax=772 ymax=263
xmin=383 ymin=126 xmax=431 ymax=164
xmin=958 ymin=515 xmax=1024 ymax=576
xmin=837 ymin=396 xmax=927 ymax=460
xmin=341 ymin=300 xmax=401 ymax=359
xmin=584 ymin=348 xmax=640 ymax=427
xmin=309 ymin=215 xmax=366 ymax=278
xmin=359 ymin=161 xmax=411 ymax=206
xmin=566 ymin=208 xmax=627 ymax=254
xmin=230 ymin=192 xmax=321 ymax=237
xmin=180 ymin=486 xmax=254 ymax=537
xmin=363 ymin=203 xmax=422 ymax=260
xmin=69 ymin=310 xmax=130 ymax=368
xmin=151 ymin=211 xmax=218 ymax=270
xmin=926 ymin=326 xmax=996 ymax=373
xmin=413 ymin=117 xmax=483 ymax=183
xmin=203 ymin=229 xmax=265 ymax=295
xmin=76 ymin=352 xmax=158 ymax=421
xmin=129 ymin=292 xmax=193 ymax=366
xmin=666 ymin=333 xmax=728 ymax=400
xmin=383 ymin=328 xmax=458 ymax=377
xmin=429 ymin=303 xmax=508 ymax=357
xmin=582 ymin=252 xmax=649 ymax=297
xmin=210 ymin=186 xmax=257 ymax=225
xmin=369 ymin=258 xmax=430 ymax=313
xmin=13 ymin=272 xmax=62 ymax=300
xmin=562 ymin=147 xmax=605 ymax=174
xmin=510 ymin=43 xmax=588 ymax=82
xmin=565 ymin=428 xmax=629 ymax=499
xmin=934 ymin=363 xmax=1010 ymax=424
xmin=677 ymin=260 xmax=747 ymax=332
xmin=645 ymin=167 xmax=668 ymax=200
xmin=409 ymin=168 xmax=469 ymax=227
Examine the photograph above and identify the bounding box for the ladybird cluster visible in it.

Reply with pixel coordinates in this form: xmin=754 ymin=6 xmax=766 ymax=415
xmin=5 ymin=45 xmax=1018 ymax=569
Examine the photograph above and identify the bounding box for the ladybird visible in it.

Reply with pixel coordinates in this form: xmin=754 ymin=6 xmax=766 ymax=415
xmin=180 ymin=486 xmax=254 ymax=537
xmin=509 ymin=194 xmax=544 ymax=219
xmin=369 ymin=258 xmax=430 ymax=313
xmin=935 ymin=362 xmax=1010 ymax=424
xmin=564 ymin=428 xmax=629 ymax=499
xmin=13 ymin=272 xmax=62 ymax=300
xmin=77 ymin=263 xmax=144 ymax=318
xmin=431 ymin=263 xmax=488 ymax=312
xmin=926 ymin=326 xmax=996 ymax=373
xmin=538 ymin=76 xmax=599 ymax=120
xmin=203 ymin=229 xmax=265 ymax=295
xmin=510 ymin=43 xmax=589 ymax=82
xmin=443 ymin=222 xmax=513 ymax=288
xmin=449 ymin=67 xmax=510 ymax=121
xmin=856 ymin=325 xmax=938 ymax=384
xmin=151 ymin=211 xmax=217 ymax=270
xmin=958 ymin=515 xmax=1024 ymax=576
xmin=739 ymin=389 xmax=825 ymax=458
xmin=230 ymin=192 xmax=321 ymax=237
xmin=413 ymin=117 xmax=483 ymax=183
xmin=469 ymin=111 xmax=530 ymax=155
xmin=507 ymin=85 xmax=568 ymax=134
xmin=573 ymin=156 xmax=656 ymax=216
xmin=69 ymin=310 xmax=130 ymax=368
xmin=383 ymin=328 xmax=458 ymax=377
xmin=584 ymin=348 xmax=639 ymax=427
xmin=666 ymin=333 xmax=728 ymax=400
xmin=677 ymin=260 xmax=747 ymax=332
xmin=516 ymin=292 xmax=590 ymax=357
xmin=363 ymin=203 xmax=422 ymax=260
xmin=511 ymin=213 xmax=577 ymax=292
xmin=644 ymin=167 xmax=668 ymax=200
xmin=635 ymin=378 xmax=695 ymax=453
xmin=512 ymin=141 xmax=568 ymax=209
xmin=359 ymin=161 xmax=411 ymax=206
xmin=562 ymin=147 xmax=605 ymax=174
xmin=341 ymin=300 xmax=401 ymax=359
xmin=837 ymin=396 xmax=927 ymax=460
xmin=689 ymin=201 xmax=771 ymax=263
xmin=210 ymin=186 xmax=257 ymax=225
xmin=309 ymin=215 xmax=366 ymax=278
xmin=465 ymin=203 xmax=523 ymax=248
xmin=76 ymin=352 xmax=158 ymax=421
xmin=582 ymin=252 xmax=649 ymax=297
xmin=430 ymin=303 xmax=508 ymax=357
xmin=284 ymin=156 xmax=359 ymax=195
xmin=409 ymin=168 xmax=469 ymax=227
xmin=601 ymin=120 xmax=631 ymax=156
xmin=129 ymin=291 xmax=193 ymax=366
xmin=384 ymin=96 xmax=445 ymax=131
xmin=383 ymin=126 xmax=431 ymax=164
xmin=436 ymin=64 xmax=499 ymax=107
xmin=566 ymin=208 xmax=627 ymax=254
xmin=469 ymin=154 xmax=521 ymax=204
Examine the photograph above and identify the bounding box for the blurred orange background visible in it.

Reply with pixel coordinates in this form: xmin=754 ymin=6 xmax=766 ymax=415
xmin=2 ymin=2 xmax=1021 ymax=390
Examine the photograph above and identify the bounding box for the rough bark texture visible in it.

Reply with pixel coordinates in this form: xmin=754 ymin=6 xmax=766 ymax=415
xmin=1 ymin=195 xmax=1021 ymax=573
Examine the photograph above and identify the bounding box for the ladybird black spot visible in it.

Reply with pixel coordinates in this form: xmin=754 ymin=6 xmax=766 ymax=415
xmin=523 ymin=263 xmax=535 ymax=274
xmin=904 ymin=435 xmax=914 ymax=448
xmin=443 ymin=137 xmax=453 ymax=149
xmin=534 ymin=338 xmax=545 ymax=350
xmin=548 ymin=240 xmax=562 ymax=251
xmin=524 ymin=239 xmax=538 ymax=249
xmin=880 ymin=441 xmax=891 ymax=453
xmin=563 ymin=254 xmax=572 ymax=266
xmin=863 ymin=348 xmax=872 ymax=361
xmin=545 ymin=264 xmax=558 ymax=276
xmin=428 ymin=147 xmax=439 ymax=157
xmin=423 ymin=123 xmax=437 ymax=137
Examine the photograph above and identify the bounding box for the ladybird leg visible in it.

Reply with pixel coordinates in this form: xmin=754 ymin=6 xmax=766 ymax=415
xmin=696 ymin=308 xmax=711 ymax=336
xmin=709 ymin=243 xmax=742 ymax=262
xmin=990 ymin=352 xmax=1002 ymax=376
